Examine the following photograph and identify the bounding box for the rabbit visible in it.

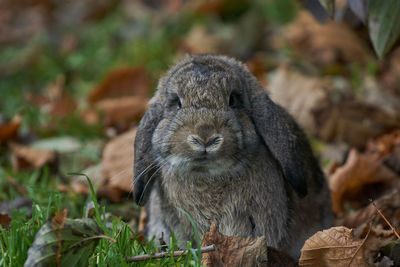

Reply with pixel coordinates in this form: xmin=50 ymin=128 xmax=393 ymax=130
xmin=133 ymin=54 xmax=333 ymax=258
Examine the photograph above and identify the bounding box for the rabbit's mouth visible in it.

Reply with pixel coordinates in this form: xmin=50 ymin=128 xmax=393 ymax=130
xmin=167 ymin=154 xmax=234 ymax=175
xmin=191 ymin=155 xmax=210 ymax=163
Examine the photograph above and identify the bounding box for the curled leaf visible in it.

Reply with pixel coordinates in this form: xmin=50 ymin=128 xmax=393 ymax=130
xmin=10 ymin=143 xmax=55 ymax=171
xmin=24 ymin=217 xmax=104 ymax=267
xmin=328 ymin=149 xmax=400 ymax=215
xmin=300 ymin=224 xmax=394 ymax=266
xmin=201 ymin=221 xmax=296 ymax=267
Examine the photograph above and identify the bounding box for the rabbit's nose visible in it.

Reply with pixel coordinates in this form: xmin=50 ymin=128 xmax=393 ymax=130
xmin=187 ymin=134 xmax=224 ymax=153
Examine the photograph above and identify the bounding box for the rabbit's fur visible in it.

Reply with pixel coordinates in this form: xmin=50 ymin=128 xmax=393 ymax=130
xmin=133 ymin=54 xmax=332 ymax=258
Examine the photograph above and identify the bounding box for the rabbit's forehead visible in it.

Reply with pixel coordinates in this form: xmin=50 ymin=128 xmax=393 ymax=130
xmin=171 ymin=70 xmax=241 ymax=103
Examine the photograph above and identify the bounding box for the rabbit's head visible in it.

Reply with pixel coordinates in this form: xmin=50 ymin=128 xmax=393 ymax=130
xmin=134 ymin=54 xmax=323 ymax=206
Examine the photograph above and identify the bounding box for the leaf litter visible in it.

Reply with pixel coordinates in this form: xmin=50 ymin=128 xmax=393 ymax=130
xmin=2 ymin=0 xmax=400 ymax=266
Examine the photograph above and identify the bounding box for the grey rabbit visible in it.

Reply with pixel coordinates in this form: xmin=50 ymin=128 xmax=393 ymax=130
xmin=133 ymin=54 xmax=333 ymax=258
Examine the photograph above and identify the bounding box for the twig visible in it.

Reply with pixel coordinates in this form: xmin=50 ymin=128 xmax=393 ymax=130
xmin=371 ymin=201 xmax=400 ymax=240
xmin=126 ymin=244 xmax=216 ymax=262
xmin=347 ymin=223 xmax=371 ymax=267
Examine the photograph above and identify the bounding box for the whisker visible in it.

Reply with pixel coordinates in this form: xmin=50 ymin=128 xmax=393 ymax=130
xmin=133 ymin=161 xmax=157 ymax=184
xmin=109 ymin=167 xmax=132 ymax=184
xmin=137 ymin=160 xmax=169 ymax=205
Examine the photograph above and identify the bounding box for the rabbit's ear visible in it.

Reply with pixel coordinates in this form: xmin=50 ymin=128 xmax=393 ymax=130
xmin=133 ymin=103 xmax=163 ymax=206
xmin=249 ymin=91 xmax=323 ymax=197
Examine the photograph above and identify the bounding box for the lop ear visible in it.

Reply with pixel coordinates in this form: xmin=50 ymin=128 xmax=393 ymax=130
xmin=133 ymin=103 xmax=163 ymax=206
xmin=249 ymin=91 xmax=324 ymax=197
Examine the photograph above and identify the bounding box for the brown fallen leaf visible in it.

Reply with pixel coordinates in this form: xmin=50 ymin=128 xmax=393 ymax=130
xmin=365 ymin=130 xmax=400 ymax=176
xmin=268 ymin=65 xmax=330 ymax=136
xmin=268 ymin=67 xmax=400 ymax=148
xmin=179 ymin=24 xmax=220 ymax=54
xmin=26 ymin=75 xmax=77 ymax=117
xmin=299 ymin=225 xmax=394 ymax=266
xmin=201 ymin=221 xmax=297 ymax=267
xmin=0 ymin=114 xmax=21 ymax=144
xmin=81 ymin=108 xmax=100 ymax=125
xmin=286 ymin=11 xmax=371 ymax=66
xmin=329 ymin=149 xmax=400 ymax=215
xmin=366 ymin=130 xmax=400 ymax=160
xmin=383 ymin=152 xmax=400 ymax=177
xmin=88 ymin=67 xmax=150 ymax=103
xmin=340 ymin=188 xmax=400 ymax=230
xmin=96 ymin=96 xmax=148 ymax=125
xmin=9 ymin=142 xmax=55 ymax=171
xmin=70 ymin=180 xmax=90 ymax=195
xmin=102 ymin=128 xmax=136 ymax=193
xmin=314 ymin=101 xmax=400 ymax=149
xmin=246 ymin=55 xmax=269 ymax=88
xmin=0 ymin=213 xmax=12 ymax=229
xmin=97 ymin=183 xmax=126 ymax=203
xmin=379 ymin=46 xmax=400 ymax=98
xmin=192 ymin=0 xmax=226 ymax=15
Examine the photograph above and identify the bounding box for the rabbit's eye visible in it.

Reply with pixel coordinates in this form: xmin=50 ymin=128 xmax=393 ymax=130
xmin=229 ymin=92 xmax=240 ymax=108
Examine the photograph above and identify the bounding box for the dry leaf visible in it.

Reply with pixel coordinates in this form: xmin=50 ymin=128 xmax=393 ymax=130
xmin=383 ymin=152 xmax=400 ymax=177
xmin=314 ymin=101 xmax=400 ymax=148
xmin=366 ymin=130 xmax=400 ymax=160
xmin=246 ymin=55 xmax=268 ymax=88
xmin=96 ymin=96 xmax=148 ymax=125
xmin=88 ymin=67 xmax=150 ymax=103
xmin=286 ymin=11 xmax=371 ymax=66
xmin=0 ymin=213 xmax=12 ymax=229
xmin=26 ymin=76 xmax=77 ymax=117
xmin=9 ymin=142 xmax=55 ymax=171
xmin=102 ymin=128 xmax=136 ymax=192
xmin=353 ymin=224 xmax=395 ymax=266
xmin=268 ymin=66 xmax=330 ymax=136
xmin=192 ymin=0 xmax=226 ymax=15
xmin=329 ymin=149 xmax=400 ymax=215
xmin=379 ymin=46 xmax=400 ymax=97
xmin=300 ymin=225 xmax=394 ymax=267
xmin=180 ymin=24 xmax=220 ymax=54
xmin=340 ymin=188 xmax=400 ymax=230
xmin=81 ymin=108 xmax=100 ymax=125
xmin=97 ymin=183 xmax=126 ymax=203
xmin=201 ymin=221 xmax=296 ymax=267
xmin=70 ymin=181 xmax=90 ymax=195
xmin=0 ymin=114 xmax=21 ymax=144
xmin=268 ymin=67 xmax=400 ymax=148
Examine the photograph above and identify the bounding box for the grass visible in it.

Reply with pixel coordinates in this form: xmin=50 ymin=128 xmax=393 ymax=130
xmin=0 ymin=169 xmax=203 ymax=266
xmin=0 ymin=6 xmax=206 ymax=265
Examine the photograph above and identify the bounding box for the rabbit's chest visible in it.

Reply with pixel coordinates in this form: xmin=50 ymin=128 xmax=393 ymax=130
xmin=162 ymin=167 xmax=288 ymax=244
xmin=164 ymin=179 xmax=255 ymax=234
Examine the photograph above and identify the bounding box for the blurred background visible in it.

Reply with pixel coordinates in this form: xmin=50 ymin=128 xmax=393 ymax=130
xmin=1 ymin=0 xmax=400 ymax=265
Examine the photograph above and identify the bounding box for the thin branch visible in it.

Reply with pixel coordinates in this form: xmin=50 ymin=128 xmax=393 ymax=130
xmin=372 ymin=201 xmax=400 ymax=240
xmin=126 ymin=244 xmax=216 ymax=262
xmin=347 ymin=223 xmax=371 ymax=267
